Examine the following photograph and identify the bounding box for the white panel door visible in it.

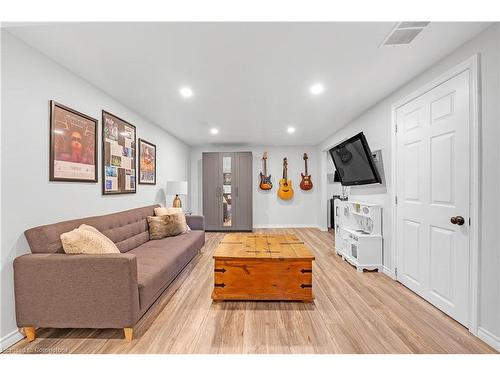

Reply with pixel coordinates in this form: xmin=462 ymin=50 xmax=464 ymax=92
xmin=396 ymin=70 xmax=470 ymax=326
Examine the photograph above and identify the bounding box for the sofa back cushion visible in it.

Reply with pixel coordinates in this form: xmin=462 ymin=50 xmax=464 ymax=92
xmin=25 ymin=205 xmax=160 ymax=254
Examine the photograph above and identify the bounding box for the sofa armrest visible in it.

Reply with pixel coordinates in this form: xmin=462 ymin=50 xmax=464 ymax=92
xmin=14 ymin=253 xmax=140 ymax=329
xmin=186 ymin=215 xmax=204 ymax=231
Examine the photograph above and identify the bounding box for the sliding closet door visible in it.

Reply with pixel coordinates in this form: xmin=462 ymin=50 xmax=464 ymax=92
xmin=202 ymin=152 xmax=221 ymax=231
xmin=233 ymin=152 xmax=253 ymax=231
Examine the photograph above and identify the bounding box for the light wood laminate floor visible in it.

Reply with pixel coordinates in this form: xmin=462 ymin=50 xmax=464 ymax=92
xmin=6 ymin=229 xmax=496 ymax=354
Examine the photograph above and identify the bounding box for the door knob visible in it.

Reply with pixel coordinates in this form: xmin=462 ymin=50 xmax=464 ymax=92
xmin=450 ymin=216 xmax=465 ymax=226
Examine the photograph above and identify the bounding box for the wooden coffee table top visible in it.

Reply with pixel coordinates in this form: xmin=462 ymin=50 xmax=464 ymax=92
xmin=213 ymin=233 xmax=315 ymax=260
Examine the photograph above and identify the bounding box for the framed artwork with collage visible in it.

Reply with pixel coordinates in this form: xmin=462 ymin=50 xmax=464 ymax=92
xmin=102 ymin=110 xmax=137 ymax=194
xmin=138 ymin=139 xmax=156 ymax=185
xmin=49 ymin=101 xmax=98 ymax=182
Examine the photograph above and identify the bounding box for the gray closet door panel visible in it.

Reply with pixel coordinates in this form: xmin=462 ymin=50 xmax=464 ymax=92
xmin=234 ymin=152 xmax=253 ymax=231
xmin=202 ymin=152 xmax=221 ymax=230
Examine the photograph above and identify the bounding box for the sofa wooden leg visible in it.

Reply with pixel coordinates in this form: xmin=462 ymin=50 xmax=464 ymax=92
xmin=124 ymin=328 xmax=133 ymax=342
xmin=24 ymin=327 xmax=36 ymax=342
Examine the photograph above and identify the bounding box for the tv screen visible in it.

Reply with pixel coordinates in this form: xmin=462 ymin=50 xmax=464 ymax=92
xmin=329 ymin=132 xmax=381 ymax=186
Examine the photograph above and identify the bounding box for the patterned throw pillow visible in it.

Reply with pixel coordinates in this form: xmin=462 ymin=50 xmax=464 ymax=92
xmin=60 ymin=224 xmax=120 ymax=254
xmin=147 ymin=213 xmax=187 ymax=240
xmin=154 ymin=206 xmax=191 ymax=232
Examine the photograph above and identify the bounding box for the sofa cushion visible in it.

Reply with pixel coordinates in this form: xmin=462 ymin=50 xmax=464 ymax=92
xmin=129 ymin=230 xmax=205 ymax=309
xmin=25 ymin=205 xmax=159 ymax=254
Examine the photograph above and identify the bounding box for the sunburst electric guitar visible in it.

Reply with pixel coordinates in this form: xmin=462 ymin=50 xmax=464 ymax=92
xmin=299 ymin=153 xmax=313 ymax=191
xmin=259 ymin=152 xmax=273 ymax=190
xmin=277 ymin=157 xmax=294 ymax=200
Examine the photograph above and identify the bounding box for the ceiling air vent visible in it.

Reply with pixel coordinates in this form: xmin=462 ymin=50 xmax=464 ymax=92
xmin=381 ymin=22 xmax=430 ymax=47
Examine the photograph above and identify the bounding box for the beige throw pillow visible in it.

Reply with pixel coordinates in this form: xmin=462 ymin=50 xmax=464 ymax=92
xmin=147 ymin=213 xmax=188 ymax=240
xmin=60 ymin=224 xmax=120 ymax=254
xmin=154 ymin=206 xmax=191 ymax=232
xmin=154 ymin=206 xmax=183 ymax=216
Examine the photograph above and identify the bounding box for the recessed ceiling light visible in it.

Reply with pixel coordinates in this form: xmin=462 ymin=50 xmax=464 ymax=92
xmin=210 ymin=128 xmax=219 ymax=135
xmin=309 ymin=83 xmax=325 ymax=96
xmin=287 ymin=126 xmax=296 ymax=134
xmin=179 ymin=86 xmax=194 ymax=98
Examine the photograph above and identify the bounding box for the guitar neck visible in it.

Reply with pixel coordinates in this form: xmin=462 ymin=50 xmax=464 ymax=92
xmin=304 ymin=159 xmax=308 ymax=175
xmin=263 ymin=159 xmax=267 ymax=175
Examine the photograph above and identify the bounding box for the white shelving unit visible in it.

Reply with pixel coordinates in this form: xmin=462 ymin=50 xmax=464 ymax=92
xmin=333 ymin=200 xmax=383 ymax=272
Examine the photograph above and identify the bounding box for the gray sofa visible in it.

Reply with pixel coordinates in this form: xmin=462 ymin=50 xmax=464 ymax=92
xmin=13 ymin=204 xmax=205 ymax=342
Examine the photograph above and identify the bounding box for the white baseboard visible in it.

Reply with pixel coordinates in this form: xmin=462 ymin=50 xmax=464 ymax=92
xmin=477 ymin=326 xmax=500 ymax=351
xmin=253 ymin=224 xmax=321 ymax=229
xmin=383 ymin=266 xmax=396 ymax=279
xmin=0 ymin=329 xmax=24 ymax=352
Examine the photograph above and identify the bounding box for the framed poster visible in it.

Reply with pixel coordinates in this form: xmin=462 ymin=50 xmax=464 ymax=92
xmin=138 ymin=139 xmax=156 ymax=185
xmin=49 ymin=101 xmax=98 ymax=182
xmin=102 ymin=110 xmax=137 ymax=194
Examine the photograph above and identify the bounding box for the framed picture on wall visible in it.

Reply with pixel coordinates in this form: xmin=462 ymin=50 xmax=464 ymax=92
xmin=49 ymin=101 xmax=98 ymax=182
xmin=138 ymin=139 xmax=156 ymax=185
xmin=102 ymin=110 xmax=137 ymax=194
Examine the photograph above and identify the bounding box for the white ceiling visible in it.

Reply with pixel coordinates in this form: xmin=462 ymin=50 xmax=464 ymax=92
xmin=5 ymin=22 xmax=491 ymax=146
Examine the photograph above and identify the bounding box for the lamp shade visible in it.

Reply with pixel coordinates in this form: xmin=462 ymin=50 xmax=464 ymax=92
xmin=166 ymin=181 xmax=188 ymax=196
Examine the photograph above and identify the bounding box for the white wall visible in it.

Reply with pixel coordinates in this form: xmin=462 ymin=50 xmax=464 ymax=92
xmin=0 ymin=31 xmax=191 ymax=350
xmin=318 ymin=24 xmax=500 ymax=348
xmin=190 ymin=145 xmax=319 ymax=228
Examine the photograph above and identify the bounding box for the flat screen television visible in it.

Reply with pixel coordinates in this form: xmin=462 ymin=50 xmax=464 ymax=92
xmin=329 ymin=132 xmax=381 ymax=186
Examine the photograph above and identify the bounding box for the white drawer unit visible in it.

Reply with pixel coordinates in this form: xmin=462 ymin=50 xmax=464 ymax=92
xmin=334 ymin=200 xmax=383 ymax=272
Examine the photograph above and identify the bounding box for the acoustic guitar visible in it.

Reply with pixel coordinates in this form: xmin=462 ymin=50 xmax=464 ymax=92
xmin=277 ymin=157 xmax=294 ymax=200
xmin=299 ymin=153 xmax=313 ymax=191
xmin=259 ymin=152 xmax=273 ymax=190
